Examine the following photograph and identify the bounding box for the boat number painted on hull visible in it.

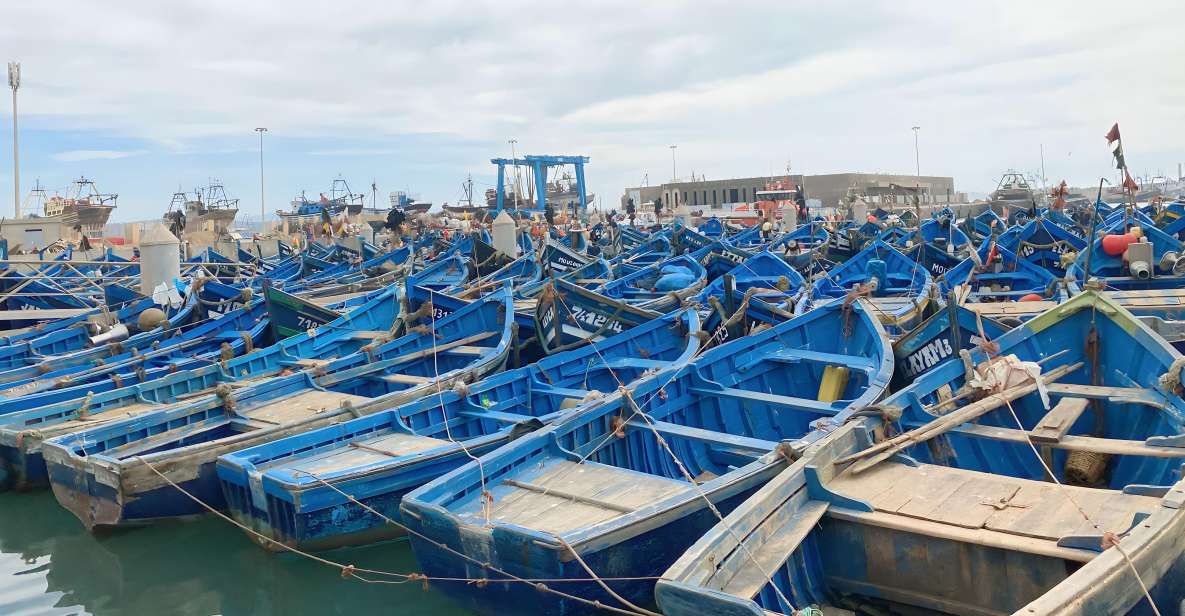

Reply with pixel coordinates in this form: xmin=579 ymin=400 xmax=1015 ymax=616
xmin=550 ymin=255 xmax=583 ymax=272
xmin=568 ymin=306 xmax=624 ymax=335
xmin=901 ymin=337 xmax=954 ymax=378
xmin=1020 ymin=242 xmax=1069 ymax=258
xmin=296 ymin=315 xmax=321 ymax=329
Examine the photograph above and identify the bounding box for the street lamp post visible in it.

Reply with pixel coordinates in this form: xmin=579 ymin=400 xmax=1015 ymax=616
xmin=8 ymin=62 xmax=20 ymax=219
xmin=508 ymin=139 xmax=518 ymax=209
xmin=669 ymin=145 xmax=677 ymax=182
xmin=255 ymin=127 xmax=267 ymax=232
xmin=911 ymin=126 xmax=921 ymax=176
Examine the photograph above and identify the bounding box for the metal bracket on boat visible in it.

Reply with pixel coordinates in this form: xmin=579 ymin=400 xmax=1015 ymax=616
xmin=1123 ymin=484 xmax=1173 ymax=498
xmin=804 ymin=463 xmax=873 ymax=513
xmin=1145 ymin=434 xmax=1185 ymax=448
xmin=1057 ymin=513 xmax=1149 ymax=552
xmin=247 ymin=468 xmax=268 ymax=513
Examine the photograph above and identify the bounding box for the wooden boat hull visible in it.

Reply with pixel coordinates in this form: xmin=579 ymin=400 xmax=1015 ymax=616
xmin=215 ymin=309 xmax=699 ymax=552
xmin=658 ymin=291 xmax=1185 ymax=616
xmin=401 ymin=298 xmax=893 ymax=615
xmin=38 ymin=288 xmax=511 ymax=528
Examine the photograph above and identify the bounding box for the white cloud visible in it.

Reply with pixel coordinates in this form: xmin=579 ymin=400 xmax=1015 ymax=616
xmin=51 ymin=149 xmax=147 ymax=162
xmin=0 ymin=0 xmax=1180 ymax=209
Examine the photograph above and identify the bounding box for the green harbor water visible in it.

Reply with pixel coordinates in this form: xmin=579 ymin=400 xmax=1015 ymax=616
xmin=0 ymin=491 xmax=469 ymax=616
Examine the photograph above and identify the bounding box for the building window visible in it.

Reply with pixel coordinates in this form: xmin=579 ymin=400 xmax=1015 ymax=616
xmin=692 ymin=191 xmax=698 ymax=205
xmin=682 ymin=191 xmax=687 ymax=204
xmin=702 ymin=190 xmax=707 ymax=204
xmin=741 ymin=188 xmax=747 ymax=201
xmin=712 ymin=190 xmax=717 ymax=205
xmin=729 ymin=188 xmax=739 ymax=203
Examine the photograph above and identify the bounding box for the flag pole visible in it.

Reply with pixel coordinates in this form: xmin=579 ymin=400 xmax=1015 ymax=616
xmin=1082 ymin=177 xmax=1108 ymax=287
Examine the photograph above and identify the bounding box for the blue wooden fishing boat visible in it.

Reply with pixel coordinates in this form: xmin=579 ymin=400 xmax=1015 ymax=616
xmin=657 ymin=291 xmax=1185 ymax=616
xmin=965 ymin=207 xmax=1005 ymax=241
xmin=813 ymin=240 xmax=936 ymax=332
xmin=0 ymin=296 xmax=173 ymax=369
xmin=597 ymin=254 xmax=706 ymax=312
xmin=700 ymin=217 xmax=726 ymax=238
xmin=263 ymin=282 xmax=341 ymax=339
xmin=996 ymin=217 xmax=1086 ymax=277
xmin=406 ymin=252 xmax=470 ymax=294
xmin=40 ymin=286 xmax=515 ymax=529
xmin=534 ymin=278 xmax=659 ymax=354
xmin=1071 ymin=223 xmax=1185 ymax=291
xmin=449 ymin=251 xmax=542 ymax=297
xmin=902 ymin=240 xmax=963 ymax=279
xmin=908 ymin=208 xmax=971 ymax=254
xmin=769 ymin=221 xmax=830 ymax=271
xmin=400 ymin=296 xmax=893 ymax=616
xmin=891 ymin=298 xmax=1009 ymax=390
xmin=539 ymin=239 xmax=592 ymax=275
xmin=215 ymin=308 xmax=701 ymax=552
xmin=697 ymin=250 xmax=806 ymax=307
xmin=0 ymin=285 xmax=403 ymax=491
xmin=875 ymin=224 xmax=913 ymax=247
xmin=942 ymin=242 xmax=1077 ymax=302
xmin=0 ymin=289 xmax=269 ymax=400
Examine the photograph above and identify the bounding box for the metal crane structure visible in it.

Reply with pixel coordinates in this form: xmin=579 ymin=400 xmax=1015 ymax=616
xmin=491 ymin=154 xmax=589 ymax=216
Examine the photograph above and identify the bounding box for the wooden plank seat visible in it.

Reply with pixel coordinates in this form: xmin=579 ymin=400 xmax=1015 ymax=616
xmin=763 ymin=347 xmax=878 ymax=371
xmin=688 ymin=386 xmax=842 ymax=415
xmin=951 ymin=424 xmax=1185 ymax=459
xmin=1030 ymin=398 xmax=1089 ymax=443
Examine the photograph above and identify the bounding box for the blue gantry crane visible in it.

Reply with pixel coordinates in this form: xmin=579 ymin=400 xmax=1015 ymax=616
xmin=491 ymin=154 xmax=589 ymax=216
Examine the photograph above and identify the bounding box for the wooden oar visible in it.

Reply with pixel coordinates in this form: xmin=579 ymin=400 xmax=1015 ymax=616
xmin=838 ymin=361 xmax=1083 ymax=474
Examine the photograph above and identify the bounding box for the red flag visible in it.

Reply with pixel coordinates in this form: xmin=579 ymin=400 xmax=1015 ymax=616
xmin=1105 ymin=123 xmax=1121 ymax=145
xmin=1123 ymin=170 xmax=1139 ymax=193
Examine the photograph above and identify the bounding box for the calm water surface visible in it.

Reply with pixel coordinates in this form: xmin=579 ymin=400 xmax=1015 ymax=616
xmin=0 ymin=491 xmax=469 ymax=616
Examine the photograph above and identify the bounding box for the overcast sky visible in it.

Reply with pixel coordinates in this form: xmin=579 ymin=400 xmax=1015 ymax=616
xmin=0 ymin=0 xmax=1182 ymax=221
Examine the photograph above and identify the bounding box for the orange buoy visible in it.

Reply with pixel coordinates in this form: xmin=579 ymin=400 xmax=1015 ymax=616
xmin=1101 ymin=233 xmax=1134 ymax=256
xmin=1019 ymin=293 xmax=1044 ymax=302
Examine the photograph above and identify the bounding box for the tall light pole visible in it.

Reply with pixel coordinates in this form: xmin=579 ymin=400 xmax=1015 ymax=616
xmin=508 ymin=139 xmax=519 ymax=209
xmin=8 ymin=62 xmax=20 ymax=219
xmin=255 ymin=127 xmax=267 ymax=232
xmin=911 ymin=126 xmax=921 ymax=176
xmin=669 ymin=145 xmax=678 ymax=182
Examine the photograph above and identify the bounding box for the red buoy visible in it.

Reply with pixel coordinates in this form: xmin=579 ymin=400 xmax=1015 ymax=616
xmin=1101 ymin=233 xmax=1134 ymax=256
xmin=1019 ymin=293 xmax=1044 ymax=302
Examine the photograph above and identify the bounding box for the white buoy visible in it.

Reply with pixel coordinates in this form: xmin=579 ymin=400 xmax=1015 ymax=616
xmin=492 ymin=210 xmax=517 ymax=258
xmin=139 ymin=223 xmax=181 ymax=298
xmin=851 ymin=198 xmax=869 ymax=223
xmin=782 ymin=204 xmax=798 ymax=231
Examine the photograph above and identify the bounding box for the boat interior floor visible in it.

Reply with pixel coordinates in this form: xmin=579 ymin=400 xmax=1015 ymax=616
xmin=827 ymin=461 xmax=1159 ymax=554
xmin=262 ymin=431 xmax=449 ymax=477
xmin=240 ymin=390 xmax=371 ymax=427
xmin=457 ymin=460 xmax=689 ymax=535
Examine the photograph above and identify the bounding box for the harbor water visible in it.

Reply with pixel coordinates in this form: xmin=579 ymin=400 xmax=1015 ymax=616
xmin=0 ymin=491 xmax=468 ymax=616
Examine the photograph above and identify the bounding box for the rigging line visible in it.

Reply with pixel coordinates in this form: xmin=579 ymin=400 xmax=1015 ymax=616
xmin=134 ymin=457 xmax=657 ymax=616
xmin=964 ymin=310 xmax=1161 ymax=616
xmin=425 ymin=290 xmax=492 ymax=526
xmin=1000 ymin=396 xmax=1162 ymax=616
xmin=545 ymin=288 xmax=801 ymax=614
xmin=620 ymin=389 xmax=799 ymax=615
xmin=284 ymin=471 xmax=657 ymax=616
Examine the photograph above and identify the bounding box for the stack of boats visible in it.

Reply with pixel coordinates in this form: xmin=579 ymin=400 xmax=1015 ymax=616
xmin=5 ymin=197 xmax=1185 ymax=616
